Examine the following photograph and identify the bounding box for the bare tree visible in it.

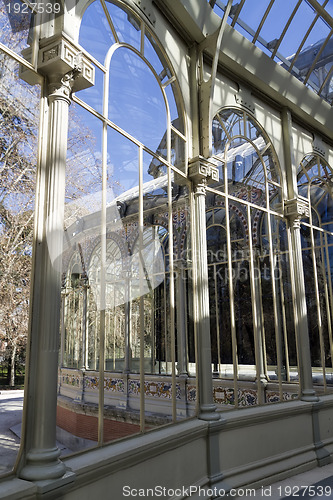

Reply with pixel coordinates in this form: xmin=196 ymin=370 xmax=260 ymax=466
xmin=0 ymin=6 xmax=101 ymax=385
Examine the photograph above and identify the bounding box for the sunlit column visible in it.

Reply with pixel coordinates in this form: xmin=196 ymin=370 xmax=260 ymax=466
xmin=285 ymin=199 xmax=318 ymax=402
xmin=189 ymin=156 xmax=220 ymax=421
xmin=18 ymin=72 xmax=74 ymax=481
xmin=282 ymin=108 xmax=317 ymax=402
xmin=18 ymin=37 xmax=94 ymax=481
xmin=175 ymin=260 xmax=188 ymax=377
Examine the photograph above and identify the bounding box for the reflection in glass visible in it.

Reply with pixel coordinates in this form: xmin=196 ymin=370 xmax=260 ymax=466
xmin=106 ymin=1 xmax=141 ymax=51
xmin=79 ymin=0 xmax=115 ymax=64
xmin=208 ymin=107 xmax=297 ymax=405
xmin=0 ymin=56 xmax=40 ymax=471
xmin=59 ymin=106 xmax=102 ymax=453
xmin=212 ymin=109 xmax=281 ymax=211
xmin=298 ymin=154 xmax=333 ymax=382
xmin=75 ymin=65 xmax=104 ymax=116
xmin=109 ymin=47 xmax=167 ymax=152
xmin=0 ymin=1 xmax=32 ymax=58
xmin=58 ymin=0 xmax=188 ymax=450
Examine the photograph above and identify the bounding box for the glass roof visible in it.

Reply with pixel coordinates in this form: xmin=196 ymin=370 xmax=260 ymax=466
xmin=208 ymin=0 xmax=333 ymax=105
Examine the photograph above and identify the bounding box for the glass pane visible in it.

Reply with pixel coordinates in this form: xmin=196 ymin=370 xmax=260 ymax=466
xmin=260 ymin=0 xmax=299 ymax=47
xmin=235 ymin=0 xmax=272 ymax=37
xmin=0 ymin=0 xmax=32 ymax=57
xmin=75 ymin=65 xmax=104 ymax=116
xmin=108 ymin=126 xmax=138 ymax=195
xmin=212 ymin=109 xmax=281 ymax=203
xmin=79 ymin=0 xmax=115 ymax=64
xmin=0 ymin=56 xmax=40 ymax=473
xmin=164 ymin=81 xmax=184 ymax=133
xmin=144 ymin=29 xmax=165 ymax=78
xmin=278 ymin=219 xmax=298 ymax=378
xmin=278 ymin=1 xmax=318 ymax=62
xmin=109 ymin=47 xmax=167 ymax=153
xmin=59 ymin=105 xmax=102 ymax=454
xmin=106 ymin=2 xmax=141 ymax=51
xmin=207 ymin=213 xmax=233 ymax=377
xmin=229 ymin=201 xmax=255 ymax=370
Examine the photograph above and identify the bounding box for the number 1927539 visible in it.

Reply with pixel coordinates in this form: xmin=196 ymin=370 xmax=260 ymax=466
xmin=6 ymin=2 xmax=61 ymax=14
xmin=277 ymin=485 xmax=332 ymax=497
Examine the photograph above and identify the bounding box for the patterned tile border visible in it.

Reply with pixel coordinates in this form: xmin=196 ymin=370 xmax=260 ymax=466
xmin=61 ymin=371 xmax=82 ymax=388
xmin=187 ymin=385 xmax=197 ymax=403
xmin=84 ymin=376 xmax=124 ymax=392
xmin=60 ymin=370 xmax=299 ymax=408
xmin=128 ymin=380 xmax=181 ymax=400
xmin=266 ymin=391 xmax=298 ymax=403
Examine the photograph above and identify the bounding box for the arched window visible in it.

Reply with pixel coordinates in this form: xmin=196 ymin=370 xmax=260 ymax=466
xmin=210 ymin=108 xmax=294 ymax=404
xmin=212 ymin=108 xmax=282 ymax=207
xmin=298 ymin=154 xmax=333 ymax=382
xmin=58 ymin=0 xmax=191 ymax=444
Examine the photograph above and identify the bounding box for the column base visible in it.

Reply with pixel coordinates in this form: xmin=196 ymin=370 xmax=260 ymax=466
xmin=18 ymin=447 xmax=66 ymax=481
xmin=300 ymin=389 xmax=319 ymax=402
xmin=35 ymin=470 xmax=75 ymax=497
xmin=198 ymin=404 xmax=221 ymax=421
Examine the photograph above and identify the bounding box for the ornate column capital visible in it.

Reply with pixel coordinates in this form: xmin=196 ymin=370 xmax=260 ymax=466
xmin=21 ymin=34 xmax=94 ymax=94
xmin=188 ymin=156 xmax=219 ymax=188
xmin=47 ymin=70 xmax=77 ymax=104
xmin=284 ymin=196 xmax=310 ymax=228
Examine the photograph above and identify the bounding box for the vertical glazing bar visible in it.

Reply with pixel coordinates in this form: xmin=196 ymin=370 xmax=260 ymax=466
xmin=286 ymin=226 xmax=301 ymax=386
xmin=266 ymin=214 xmax=283 ymax=401
xmin=167 ymin=166 xmax=177 ymax=422
xmin=67 ymin=293 xmax=71 ymax=365
xmin=308 ymin=213 xmax=326 ymax=390
xmin=94 ymin=313 xmax=98 ymax=370
xmin=190 ymin=189 xmax=200 ymax=415
xmin=167 ymin=97 xmax=175 ymax=390
xmin=124 ymin=272 xmax=131 ymax=373
xmin=151 ymin=288 xmax=155 ymax=373
xmin=247 ymin=205 xmax=266 ymax=405
xmin=319 ymin=233 xmax=332 ymax=382
xmin=69 ymin=292 xmax=73 ymax=365
xmin=98 ymin=116 xmax=107 ymax=445
xmin=214 ymin=263 xmax=221 ymax=374
xmin=257 ymin=267 xmax=268 ymax=377
xmin=113 ymin=306 xmax=116 ymax=370
xmin=277 ymin=246 xmax=290 ymax=382
xmin=139 ymin=146 xmax=145 ymax=432
xmin=82 ymin=284 xmax=88 ymax=369
xmin=163 ymin=277 xmax=168 ymax=373
xmin=78 ymin=289 xmax=82 ymax=368
xmin=60 ymin=290 xmax=65 ymax=367
xmin=70 ymin=290 xmax=74 ymax=365
xmin=225 ymin=196 xmax=239 ymax=407
xmin=323 ymin=232 xmax=333 ymax=369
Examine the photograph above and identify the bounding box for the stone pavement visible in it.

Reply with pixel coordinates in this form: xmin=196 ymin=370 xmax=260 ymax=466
xmin=0 ymin=390 xmax=95 ymax=477
xmin=0 ymin=390 xmax=23 ymax=475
